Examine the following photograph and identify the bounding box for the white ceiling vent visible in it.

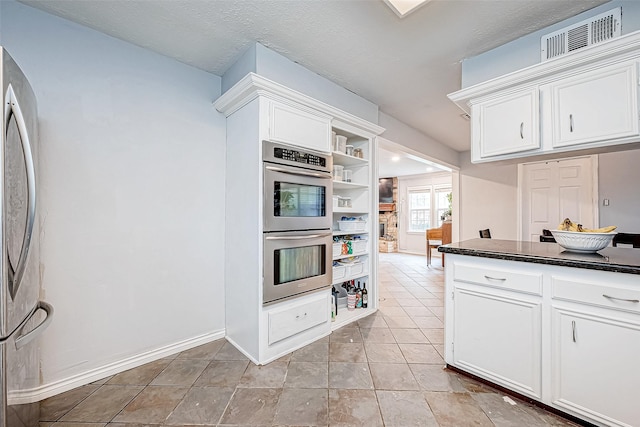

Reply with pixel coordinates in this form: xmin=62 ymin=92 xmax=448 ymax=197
xmin=541 ymin=7 xmax=621 ymax=61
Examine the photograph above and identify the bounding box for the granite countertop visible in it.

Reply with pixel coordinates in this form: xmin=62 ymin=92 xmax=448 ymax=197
xmin=438 ymin=238 xmax=640 ymax=275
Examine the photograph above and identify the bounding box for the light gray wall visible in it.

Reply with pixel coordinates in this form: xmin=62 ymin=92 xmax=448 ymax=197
xmin=462 ymin=1 xmax=640 ymax=87
xmin=2 ymin=0 xmax=226 ymax=392
xmin=379 ymin=112 xmax=459 ymax=168
xmin=221 ymin=43 xmax=256 ymax=93
xmin=220 ymin=42 xmax=379 ymax=124
xmin=458 ymin=153 xmax=519 ymax=242
xmin=599 ymin=149 xmax=640 ymax=233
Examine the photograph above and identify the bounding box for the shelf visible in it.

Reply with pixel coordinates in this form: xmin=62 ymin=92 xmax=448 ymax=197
xmin=333 ymin=180 xmax=368 ymax=190
xmin=333 ymin=230 xmax=369 ymax=236
xmin=333 ymin=208 xmax=368 ymax=214
xmin=332 ymin=151 xmax=368 ymax=167
xmin=332 ymin=271 xmax=369 ymax=286
xmin=332 ymin=307 xmax=376 ymax=330
xmin=333 ymin=251 xmax=368 ymax=261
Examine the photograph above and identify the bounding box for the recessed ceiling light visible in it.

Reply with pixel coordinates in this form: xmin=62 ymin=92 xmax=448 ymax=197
xmin=391 ymin=156 xmax=400 ymax=162
xmin=383 ymin=0 xmax=431 ymax=18
xmin=426 ymin=167 xmax=434 ymax=172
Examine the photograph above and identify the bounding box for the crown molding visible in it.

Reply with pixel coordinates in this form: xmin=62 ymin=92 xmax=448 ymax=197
xmin=449 ymin=30 xmax=640 ymax=113
xmin=214 ymin=73 xmax=385 ymax=136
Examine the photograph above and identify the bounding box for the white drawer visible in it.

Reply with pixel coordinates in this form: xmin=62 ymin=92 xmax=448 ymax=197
xmin=268 ymin=294 xmax=329 ymax=345
xmin=552 ymin=277 xmax=640 ymax=315
xmin=333 ymin=265 xmax=346 ymax=280
xmin=453 ymin=262 xmax=542 ymax=296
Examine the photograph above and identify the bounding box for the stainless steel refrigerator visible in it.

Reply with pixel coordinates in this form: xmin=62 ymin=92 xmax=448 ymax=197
xmin=0 ymin=48 xmax=53 ymax=427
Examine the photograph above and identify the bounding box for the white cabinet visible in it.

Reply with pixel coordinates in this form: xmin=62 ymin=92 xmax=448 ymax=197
xmin=548 ymin=61 xmax=639 ymax=148
xmin=444 ymin=253 xmax=640 ymax=427
xmin=448 ymin=31 xmax=640 ymax=163
xmin=450 ymin=259 xmax=543 ymax=398
xmin=471 ymin=88 xmax=540 ymax=160
xmin=551 ymin=275 xmax=640 ymax=427
xmin=268 ymin=100 xmax=332 ymax=153
xmin=552 ymin=309 xmax=640 ymax=427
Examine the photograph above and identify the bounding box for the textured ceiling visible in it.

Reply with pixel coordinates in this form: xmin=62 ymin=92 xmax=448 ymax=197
xmin=20 ymin=0 xmax=608 ymax=153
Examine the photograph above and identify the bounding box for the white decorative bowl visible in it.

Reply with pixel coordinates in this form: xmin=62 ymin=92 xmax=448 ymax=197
xmin=550 ymin=230 xmax=616 ymax=253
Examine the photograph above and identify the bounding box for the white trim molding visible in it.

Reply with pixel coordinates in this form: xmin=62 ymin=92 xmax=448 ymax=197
xmin=214 ymin=73 xmax=385 ymax=137
xmin=8 ymin=330 xmax=225 ymax=405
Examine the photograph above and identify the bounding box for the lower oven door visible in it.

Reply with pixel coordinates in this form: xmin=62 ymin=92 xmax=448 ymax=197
xmin=263 ymin=230 xmax=333 ymax=304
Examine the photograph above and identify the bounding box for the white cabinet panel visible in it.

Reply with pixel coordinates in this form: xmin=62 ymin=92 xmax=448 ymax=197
xmin=472 ymin=87 xmax=540 ymax=160
xmin=268 ymin=292 xmax=329 ymax=345
xmin=269 ymin=101 xmax=332 ymax=153
xmin=453 ymin=287 xmax=542 ymax=399
xmin=550 ymin=62 xmax=639 ymax=148
xmin=552 ymin=308 xmax=640 ymax=427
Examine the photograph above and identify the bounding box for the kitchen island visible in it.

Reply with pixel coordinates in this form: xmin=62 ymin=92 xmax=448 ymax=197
xmin=438 ymin=239 xmax=640 ymax=427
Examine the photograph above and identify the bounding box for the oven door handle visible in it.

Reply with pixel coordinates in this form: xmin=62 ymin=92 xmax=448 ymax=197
xmin=265 ymin=165 xmax=332 ymax=179
xmin=265 ymin=232 xmax=333 ymax=240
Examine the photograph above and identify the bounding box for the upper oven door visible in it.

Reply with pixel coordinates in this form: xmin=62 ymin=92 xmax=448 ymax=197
xmin=264 ymin=162 xmax=332 ymax=232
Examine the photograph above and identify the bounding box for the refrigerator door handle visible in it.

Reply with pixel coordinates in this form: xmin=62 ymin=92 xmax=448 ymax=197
xmin=13 ymin=301 xmax=53 ymax=350
xmin=4 ymin=84 xmax=37 ymax=300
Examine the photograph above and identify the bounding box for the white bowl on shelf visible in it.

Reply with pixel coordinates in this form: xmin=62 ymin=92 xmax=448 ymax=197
xmin=549 ymin=230 xmax=616 ymax=253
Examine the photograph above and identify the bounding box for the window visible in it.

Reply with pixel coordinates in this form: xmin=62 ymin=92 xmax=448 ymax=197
xmin=408 ymin=187 xmax=431 ymax=232
xmin=406 ymin=185 xmax=451 ymax=232
xmin=435 ymin=187 xmax=452 ymax=227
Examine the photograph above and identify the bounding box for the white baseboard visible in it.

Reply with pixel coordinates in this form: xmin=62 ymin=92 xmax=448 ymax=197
xmin=8 ymin=329 xmax=225 ymax=405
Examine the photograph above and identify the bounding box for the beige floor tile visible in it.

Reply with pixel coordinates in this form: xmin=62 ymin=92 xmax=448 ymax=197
xmin=164 ymin=386 xmax=234 ymax=425
xmin=376 ymin=390 xmax=438 ymax=426
xmin=59 ymin=385 xmax=143 ymax=423
xmin=239 ymin=361 xmax=288 ymax=388
xmin=195 ymin=360 xmax=249 ymax=387
xmin=329 ymin=342 xmax=366 ymax=362
xmin=328 ymin=362 xmax=374 ymax=389
xmin=273 ymin=388 xmax=328 ymax=426
xmin=291 ymin=339 xmax=329 ymax=362
xmin=176 ymin=339 xmax=225 ymax=360
xmin=402 ymin=306 xmax=436 ymax=317
xmin=363 ymin=342 xmax=406 ymax=363
xmin=399 ymin=343 xmax=444 ymax=364
xmin=421 ymin=328 xmax=445 ymax=344
xmin=471 ymin=391 xmax=550 ymax=426
xmin=214 ymin=341 xmax=250 ymax=361
xmin=419 ymin=298 xmax=444 ymax=307
xmin=112 ymin=385 xmax=188 ymax=424
xmin=360 ymin=327 xmax=396 ymax=343
xmin=394 ymin=298 xmax=423 ymax=307
xmin=411 ymin=316 xmax=444 ymax=329
xmin=409 ymin=365 xmax=466 ymax=392
xmin=383 ymin=316 xmax=418 ymax=329
xmin=369 ymin=363 xmax=420 ymax=391
xmin=378 ymin=306 xmax=407 ymax=317
xmin=107 ymin=359 xmax=171 ymax=386
xmin=328 ymin=389 xmax=383 ymax=427
xmin=219 ymin=387 xmax=281 ymax=425
xmin=357 ymin=314 xmax=388 ymax=328
xmin=285 ymin=362 xmax=328 ymax=388
xmin=329 ymin=326 xmax=363 ymax=343
xmin=39 ymin=385 xmax=100 ymax=422
xmin=424 ymin=391 xmax=493 ymax=427
xmin=150 ymin=359 xmax=209 ymax=386
xmin=390 ymin=328 xmax=429 ymax=344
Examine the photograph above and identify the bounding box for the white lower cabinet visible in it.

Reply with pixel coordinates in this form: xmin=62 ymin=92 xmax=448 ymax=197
xmin=454 ymin=287 xmax=542 ymax=399
xmin=445 ymin=254 xmax=640 ymax=427
xmin=552 ymin=308 xmax=640 ymax=427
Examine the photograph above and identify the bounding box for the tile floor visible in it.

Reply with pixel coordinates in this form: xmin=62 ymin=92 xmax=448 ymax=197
xmin=38 ymin=252 xmax=580 ymax=426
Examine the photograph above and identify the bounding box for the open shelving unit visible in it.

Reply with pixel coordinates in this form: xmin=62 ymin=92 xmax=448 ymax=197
xmin=331 ymin=125 xmax=377 ymax=330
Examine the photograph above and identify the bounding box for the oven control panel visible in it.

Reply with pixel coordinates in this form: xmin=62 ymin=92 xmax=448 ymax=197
xmin=274 ymin=147 xmax=327 ymax=168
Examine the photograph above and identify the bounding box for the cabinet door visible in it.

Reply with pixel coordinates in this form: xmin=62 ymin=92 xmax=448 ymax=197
xmin=453 ymin=286 xmax=542 ymax=399
xmin=472 ymin=88 xmax=540 ymax=159
xmin=551 ymin=62 xmax=639 ymax=148
xmin=269 ymin=101 xmax=332 ymax=153
xmin=552 ymin=308 xmax=640 ymax=427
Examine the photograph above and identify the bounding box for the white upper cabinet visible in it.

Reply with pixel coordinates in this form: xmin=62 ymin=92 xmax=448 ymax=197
xmin=449 ymin=30 xmax=640 ymax=163
xmin=547 ymin=61 xmax=639 ymax=148
xmin=472 ymin=88 xmax=540 ymax=159
xmin=268 ymin=100 xmax=332 ymax=153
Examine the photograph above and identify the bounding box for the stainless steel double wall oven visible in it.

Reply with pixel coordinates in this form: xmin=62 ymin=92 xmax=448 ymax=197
xmin=262 ymin=141 xmax=333 ymax=304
